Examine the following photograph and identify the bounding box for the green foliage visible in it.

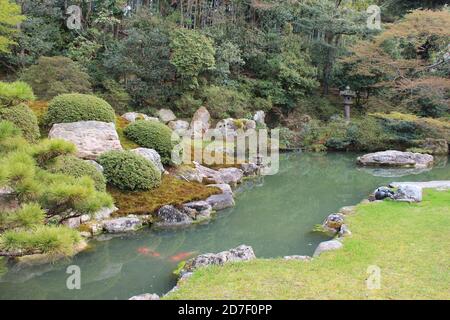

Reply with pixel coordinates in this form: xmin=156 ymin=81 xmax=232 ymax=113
xmin=0 ymin=81 xmax=35 ymax=106
xmin=201 ymin=85 xmax=249 ymax=119
xmin=170 ymin=28 xmax=216 ymax=88
xmin=174 ymin=92 xmax=203 ymax=117
xmin=98 ymin=150 xmax=161 ymax=191
xmin=0 ymin=151 xmax=39 ymax=201
xmin=37 ymin=173 xmax=113 ymax=217
xmin=0 ymin=103 xmax=40 ymax=142
xmin=0 ymin=203 xmax=45 ymax=230
xmin=30 ymin=139 xmax=76 ymax=167
xmin=124 ymin=121 xmax=175 ymax=165
xmin=277 ymin=127 xmax=302 ymax=150
xmin=96 ymin=79 xmax=131 ymax=115
xmin=0 ymin=225 xmax=81 ymax=256
xmin=45 ymin=93 xmax=115 ymax=127
xmin=0 ymin=120 xmax=28 ymax=153
xmin=20 ymin=56 xmax=92 ymax=100
xmin=416 ymin=96 xmax=448 ymax=119
xmin=102 ymin=12 xmax=176 ymax=109
xmin=48 ymin=156 xmax=106 ymax=192
xmin=0 ymin=0 xmax=24 ymax=53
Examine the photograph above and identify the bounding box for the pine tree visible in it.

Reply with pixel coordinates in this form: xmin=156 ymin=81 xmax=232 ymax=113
xmin=0 ymin=0 xmax=24 ymax=53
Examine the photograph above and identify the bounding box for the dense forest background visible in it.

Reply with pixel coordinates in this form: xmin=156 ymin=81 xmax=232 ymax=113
xmin=0 ymin=0 xmax=449 ymax=146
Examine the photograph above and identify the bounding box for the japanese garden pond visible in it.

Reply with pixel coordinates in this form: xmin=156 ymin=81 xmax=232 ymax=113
xmin=0 ymin=152 xmax=449 ymax=300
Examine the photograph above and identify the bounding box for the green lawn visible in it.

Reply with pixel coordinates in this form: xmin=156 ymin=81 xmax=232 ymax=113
xmin=166 ymin=189 xmax=450 ymax=300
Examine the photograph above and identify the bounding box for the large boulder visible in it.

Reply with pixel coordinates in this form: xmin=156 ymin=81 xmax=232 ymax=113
xmin=193 ymin=162 xmax=224 ymax=184
xmin=357 ymin=150 xmax=433 ymax=168
xmin=122 ymin=112 xmax=159 ymax=123
xmin=393 ymin=185 xmax=423 ymax=202
xmin=240 ymin=163 xmax=260 ymax=176
xmin=49 ymin=121 xmax=123 ymax=160
xmin=206 ymin=192 xmax=235 ymax=210
xmin=174 ymin=166 xmax=203 ymax=183
xmin=192 ymin=162 xmax=243 ymax=187
xmin=322 ymin=213 xmax=345 ymax=233
xmin=421 ymin=138 xmax=449 ymax=155
xmin=157 ymin=109 xmax=176 ymax=123
xmin=103 ymin=216 xmax=142 ymax=233
xmin=180 ymin=245 xmax=255 ymax=275
xmin=253 ymin=111 xmax=265 ymax=125
xmin=390 ymin=181 xmax=450 ymax=190
xmin=168 ymin=120 xmax=190 ymax=135
xmin=207 ymin=183 xmax=233 ymax=195
xmin=215 ymin=118 xmax=238 ymax=137
xmin=190 ymin=107 xmax=210 ymax=136
xmin=131 ymin=148 xmax=164 ymax=173
xmin=313 ymin=240 xmax=343 ymax=257
xmin=217 ymin=168 xmax=244 ymax=187
xmin=155 ymin=205 xmax=194 ymax=227
xmin=182 ymin=201 xmax=213 ymax=220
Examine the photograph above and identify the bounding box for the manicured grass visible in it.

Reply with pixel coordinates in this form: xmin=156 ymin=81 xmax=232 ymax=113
xmin=166 ymin=189 xmax=450 ymax=300
xmin=109 ymin=175 xmax=221 ymax=216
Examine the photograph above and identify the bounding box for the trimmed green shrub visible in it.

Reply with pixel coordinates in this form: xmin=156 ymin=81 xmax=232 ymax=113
xmin=0 ymin=81 xmax=35 ymax=106
xmin=0 ymin=104 xmax=40 ymax=142
xmin=98 ymin=150 xmax=161 ymax=191
xmin=124 ymin=121 xmax=175 ymax=165
xmin=20 ymin=56 xmax=92 ymax=100
xmin=45 ymin=93 xmax=115 ymax=127
xmin=48 ymin=156 xmax=106 ymax=192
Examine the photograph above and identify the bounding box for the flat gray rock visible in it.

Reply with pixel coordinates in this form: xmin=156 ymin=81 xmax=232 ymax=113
xmin=103 ymin=217 xmax=142 ymax=233
xmin=49 ymin=121 xmax=122 ymax=160
xmin=390 ymin=181 xmax=450 ymax=190
xmin=131 ymin=148 xmax=164 ymax=173
xmin=206 ymin=192 xmax=235 ymax=210
xmin=357 ymin=150 xmax=433 ymax=168
xmin=181 ymin=245 xmax=256 ymax=274
xmin=313 ymin=240 xmax=343 ymax=257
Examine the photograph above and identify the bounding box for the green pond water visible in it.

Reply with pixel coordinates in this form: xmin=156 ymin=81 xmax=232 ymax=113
xmin=0 ymin=152 xmax=449 ymax=300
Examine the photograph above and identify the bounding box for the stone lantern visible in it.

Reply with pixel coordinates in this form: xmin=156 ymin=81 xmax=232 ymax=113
xmin=340 ymin=86 xmax=356 ymax=122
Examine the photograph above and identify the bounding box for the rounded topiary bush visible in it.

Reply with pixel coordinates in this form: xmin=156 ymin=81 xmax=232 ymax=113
xmin=98 ymin=150 xmax=161 ymax=191
xmin=0 ymin=104 xmax=40 ymax=142
xmin=45 ymin=93 xmax=115 ymax=127
xmin=48 ymin=156 xmax=106 ymax=192
xmin=124 ymin=121 xmax=175 ymax=165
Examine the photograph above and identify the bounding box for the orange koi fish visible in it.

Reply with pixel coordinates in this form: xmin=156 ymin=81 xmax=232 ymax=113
xmin=169 ymin=251 xmax=197 ymax=262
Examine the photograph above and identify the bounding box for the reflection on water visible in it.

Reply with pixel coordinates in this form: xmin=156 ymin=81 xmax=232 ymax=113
xmin=0 ymin=152 xmax=449 ymax=300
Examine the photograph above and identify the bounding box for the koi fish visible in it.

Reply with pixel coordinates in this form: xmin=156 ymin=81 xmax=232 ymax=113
xmin=137 ymin=247 xmax=161 ymax=257
xmin=169 ymin=251 xmax=197 ymax=262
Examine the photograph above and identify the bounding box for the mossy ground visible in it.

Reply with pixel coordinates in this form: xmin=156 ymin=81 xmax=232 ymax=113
xmin=166 ymin=189 xmax=450 ymax=300
xmin=115 ymin=116 xmax=139 ymax=150
xmin=109 ymin=175 xmax=221 ymax=216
